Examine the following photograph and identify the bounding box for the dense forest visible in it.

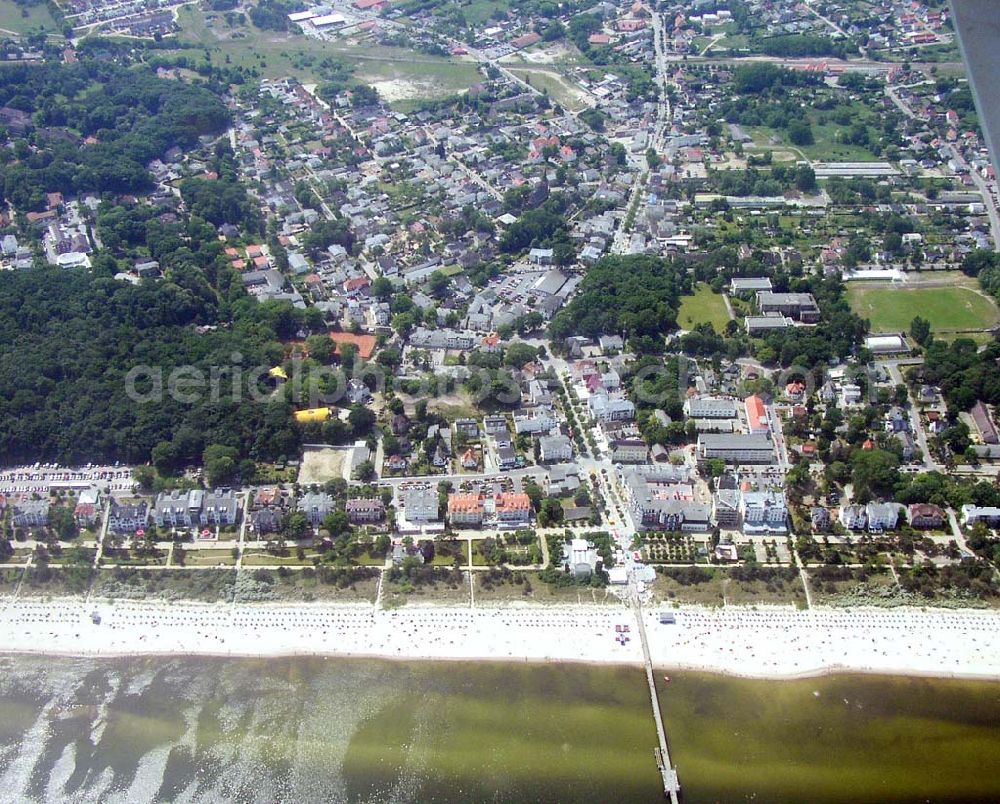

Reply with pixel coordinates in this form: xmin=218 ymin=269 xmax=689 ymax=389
xmin=915 ymin=338 xmax=1000 ymax=412
xmin=0 ymin=62 xmax=229 ymax=210
xmin=549 ymin=255 xmax=688 ymax=340
xmin=0 ymin=267 xmax=302 ymax=467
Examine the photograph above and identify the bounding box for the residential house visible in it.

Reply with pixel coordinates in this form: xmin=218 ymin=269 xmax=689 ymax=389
xmin=297 ymin=492 xmax=335 ymax=527
xmin=744 ymin=395 xmax=769 ymax=435
xmin=866 ymin=502 xmax=900 ymax=532
xmin=513 ymin=410 xmax=557 ymax=435
xmin=540 ymin=435 xmax=573 ymax=463
xmin=73 ymin=488 xmax=101 ymax=528
xmin=739 ymin=489 xmax=787 ymax=534
xmin=611 ymin=438 xmax=648 ymax=463
xmin=12 ymin=497 xmax=50 ymax=528
xmin=884 ymin=407 xmax=910 ymax=433
xmin=483 ymin=415 xmax=508 ymax=435
xmin=153 ymin=489 xmax=238 ymax=528
xmin=961 ymin=504 xmax=1000 ymax=527
xmin=839 ymin=504 xmax=868 ymax=530
xmin=588 ymin=393 xmax=635 ymax=422
xmin=547 ymin=465 xmax=581 ymax=496
xmin=494 ymin=492 xmax=531 ymax=525
xmin=402 ymin=487 xmax=439 ymax=522
xmin=346 ymin=498 xmax=386 ymax=524
xmin=448 ymin=494 xmax=485 ymax=527
xmin=971 ymin=401 xmax=999 ymax=444
xmin=907 ymin=503 xmax=946 ymax=529
xmin=249 ymin=487 xmax=288 ymax=535
xmin=108 ymin=500 xmax=148 ymax=536
xmin=713 ymin=489 xmax=740 ymax=528
xmin=202 ymin=489 xmax=239 ymax=526
xmin=497 ymin=445 xmax=519 ymax=471
xmin=811 ymin=506 xmax=831 ymax=532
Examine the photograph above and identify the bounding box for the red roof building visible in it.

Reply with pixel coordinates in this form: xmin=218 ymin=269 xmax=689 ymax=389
xmin=744 ymin=395 xmax=769 ymax=434
xmin=494 ymin=492 xmax=531 ymax=523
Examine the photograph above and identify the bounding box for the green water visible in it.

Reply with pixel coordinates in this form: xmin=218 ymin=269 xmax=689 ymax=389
xmin=0 ymin=656 xmax=999 ymax=802
xmin=660 ymin=673 xmax=1000 ymax=803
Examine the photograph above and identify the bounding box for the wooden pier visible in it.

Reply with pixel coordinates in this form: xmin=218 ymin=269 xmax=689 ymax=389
xmin=634 ymin=597 xmax=681 ymax=803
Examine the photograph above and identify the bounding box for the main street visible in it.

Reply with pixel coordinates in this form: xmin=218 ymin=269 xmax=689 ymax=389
xmin=611 ymin=5 xmax=671 ymax=255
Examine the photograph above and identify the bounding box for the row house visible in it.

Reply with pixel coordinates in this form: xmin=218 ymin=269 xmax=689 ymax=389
xmin=109 ymin=501 xmax=149 ymax=536
xmin=152 ymin=489 xmax=239 ymax=529
xmin=11 ymin=497 xmax=50 ymax=528
xmin=840 ymin=502 xmax=901 ymax=532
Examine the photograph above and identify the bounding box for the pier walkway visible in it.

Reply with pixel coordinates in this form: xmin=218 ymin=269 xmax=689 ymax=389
xmin=633 ymin=596 xmax=680 ymax=803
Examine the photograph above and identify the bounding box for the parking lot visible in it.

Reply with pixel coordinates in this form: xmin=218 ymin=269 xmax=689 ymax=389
xmin=0 ymin=464 xmax=135 ymax=496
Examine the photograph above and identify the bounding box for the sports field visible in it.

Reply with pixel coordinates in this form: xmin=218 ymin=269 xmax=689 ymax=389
xmin=846 ymin=283 xmax=1000 ymax=332
xmin=678 ymin=283 xmax=732 ymax=332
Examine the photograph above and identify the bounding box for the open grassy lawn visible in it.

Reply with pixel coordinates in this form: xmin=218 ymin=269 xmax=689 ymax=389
xmin=677 ymin=282 xmax=732 ymax=332
xmin=458 ymin=0 xmax=513 ymax=26
xmin=747 ymin=120 xmax=880 ymax=163
xmin=178 ymin=548 xmax=237 ymax=567
xmin=938 ymin=330 xmax=997 ymax=346
xmin=0 ymin=0 xmax=59 ymax=35
xmin=846 ymin=283 xmax=1000 ymax=332
xmin=506 ymin=67 xmax=590 ymax=112
xmin=242 ymin=549 xmax=322 ymax=567
xmin=174 ymin=6 xmax=480 ymax=107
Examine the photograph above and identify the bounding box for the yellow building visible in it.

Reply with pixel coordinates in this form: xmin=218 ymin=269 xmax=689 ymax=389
xmin=293 ymin=407 xmax=331 ymax=423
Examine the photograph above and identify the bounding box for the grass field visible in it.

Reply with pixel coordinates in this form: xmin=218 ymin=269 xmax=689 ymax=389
xmin=747 ymin=113 xmax=881 ymax=163
xmin=506 ymin=67 xmax=590 ymax=112
xmin=459 ymin=0 xmax=513 ymax=26
xmin=677 ymin=282 xmax=732 ymax=332
xmin=178 ymin=548 xmax=237 ymax=567
xmin=173 ymin=7 xmax=480 ymax=107
xmin=0 ymin=0 xmax=59 ymax=35
xmin=846 ymin=283 xmax=1000 ymax=332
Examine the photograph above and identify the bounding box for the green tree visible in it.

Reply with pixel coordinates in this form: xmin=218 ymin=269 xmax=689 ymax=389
xmin=203 ymin=444 xmax=239 ymax=487
xmin=788 ymin=119 xmax=814 ymax=146
xmin=909 ymin=316 xmax=931 ymax=347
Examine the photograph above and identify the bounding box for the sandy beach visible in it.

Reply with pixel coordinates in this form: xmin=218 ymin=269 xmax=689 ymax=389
xmin=1 ymin=597 xmax=999 ymax=680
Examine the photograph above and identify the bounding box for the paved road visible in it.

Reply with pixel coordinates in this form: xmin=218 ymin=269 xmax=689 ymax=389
xmin=887 ymin=86 xmax=1000 ymax=247
xmin=884 ymin=362 xmax=939 ymax=470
